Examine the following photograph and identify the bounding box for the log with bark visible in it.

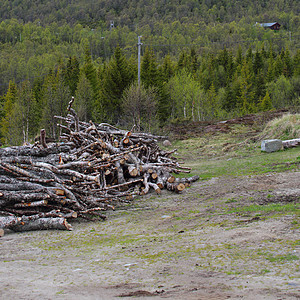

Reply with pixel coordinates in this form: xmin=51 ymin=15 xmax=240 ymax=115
xmin=0 ymin=97 xmax=199 ymax=236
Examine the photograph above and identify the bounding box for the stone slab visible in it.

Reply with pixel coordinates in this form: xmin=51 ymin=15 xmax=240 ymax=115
xmin=261 ymin=139 xmax=283 ymax=152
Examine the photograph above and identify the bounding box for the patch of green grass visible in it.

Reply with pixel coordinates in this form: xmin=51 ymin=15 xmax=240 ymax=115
xmin=228 ymin=203 xmax=299 ymax=215
xmin=260 ymin=269 xmax=271 ymax=275
xmin=266 ymin=253 xmax=299 ymax=262
xmin=56 ymin=290 xmax=65 ymax=295
xmin=225 ymin=198 xmax=238 ymax=203
xmin=171 ymin=122 xmax=299 ymax=180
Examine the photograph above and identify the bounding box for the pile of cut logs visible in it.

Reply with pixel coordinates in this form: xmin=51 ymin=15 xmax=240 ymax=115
xmin=0 ymin=98 xmax=199 ymax=236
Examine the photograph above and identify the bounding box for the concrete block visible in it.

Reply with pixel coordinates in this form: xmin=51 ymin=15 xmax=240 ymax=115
xmin=261 ymin=139 xmax=282 ymax=152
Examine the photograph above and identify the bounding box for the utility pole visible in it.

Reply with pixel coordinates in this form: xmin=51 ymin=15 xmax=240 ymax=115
xmin=138 ymin=36 xmax=142 ymax=86
xmin=110 ymin=20 xmax=114 ymax=31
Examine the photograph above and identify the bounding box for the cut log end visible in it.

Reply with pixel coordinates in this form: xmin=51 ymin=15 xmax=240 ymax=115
xmin=176 ymin=183 xmax=186 ymax=192
xmin=64 ymin=219 xmax=73 ymax=231
xmin=0 ymin=228 xmax=4 ymax=237
xmin=167 ymin=176 xmax=176 ymax=183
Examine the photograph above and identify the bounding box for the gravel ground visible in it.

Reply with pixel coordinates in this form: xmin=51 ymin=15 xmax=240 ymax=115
xmin=1 ymin=171 xmax=299 ymax=299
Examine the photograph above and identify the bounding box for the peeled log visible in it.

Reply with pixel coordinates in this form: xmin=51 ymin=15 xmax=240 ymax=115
xmin=0 ymin=215 xmax=72 ymax=232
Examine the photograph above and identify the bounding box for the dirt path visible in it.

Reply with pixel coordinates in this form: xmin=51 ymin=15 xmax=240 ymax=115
xmin=1 ymin=171 xmax=299 ymax=299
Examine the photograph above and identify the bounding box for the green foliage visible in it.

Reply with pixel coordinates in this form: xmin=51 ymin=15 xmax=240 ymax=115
xmin=267 ymin=75 xmax=294 ymax=108
xmin=0 ymin=81 xmax=17 ymax=145
xmin=41 ymin=69 xmax=71 ymax=139
xmin=0 ymin=1 xmax=299 ymax=145
xmin=259 ymin=91 xmax=273 ymax=111
xmin=141 ymin=47 xmax=160 ymax=88
xmin=121 ymin=82 xmax=158 ymax=132
xmin=100 ymin=46 xmax=135 ymax=123
xmin=13 ymin=81 xmax=39 ymax=144
xmin=63 ymin=56 xmax=80 ymax=96
xmin=74 ymin=72 xmax=93 ymax=122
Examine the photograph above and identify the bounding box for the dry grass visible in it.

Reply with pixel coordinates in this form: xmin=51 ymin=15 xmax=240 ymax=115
xmin=258 ymin=113 xmax=300 ymax=141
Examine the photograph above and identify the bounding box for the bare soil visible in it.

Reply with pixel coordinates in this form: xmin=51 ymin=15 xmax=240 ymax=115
xmin=1 ymin=169 xmax=299 ymax=299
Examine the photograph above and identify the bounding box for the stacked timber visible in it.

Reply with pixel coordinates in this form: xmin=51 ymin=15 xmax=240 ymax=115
xmin=0 ymin=98 xmax=199 ymax=236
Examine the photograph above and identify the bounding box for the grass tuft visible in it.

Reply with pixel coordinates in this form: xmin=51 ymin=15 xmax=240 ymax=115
xmin=258 ymin=113 xmax=300 ymax=141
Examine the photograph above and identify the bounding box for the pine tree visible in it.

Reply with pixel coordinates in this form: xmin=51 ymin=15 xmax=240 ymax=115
xmin=236 ymin=45 xmax=243 ymax=65
xmin=259 ymin=91 xmax=273 ymax=111
xmin=101 ymin=46 xmax=134 ymax=123
xmin=283 ymin=48 xmax=293 ymax=77
xmin=246 ymin=47 xmax=253 ymax=65
xmin=293 ymin=49 xmax=300 ymax=76
xmin=266 ymin=55 xmax=275 ymax=82
xmin=83 ymin=46 xmax=99 ymax=96
xmin=74 ymin=72 xmax=93 ymax=122
xmin=0 ymin=81 xmax=17 ymax=145
xmin=63 ymin=56 xmax=80 ymax=96
xmin=141 ymin=47 xmax=160 ymax=88
xmin=206 ymin=83 xmax=218 ymax=119
xmin=189 ymin=47 xmax=199 ymax=74
xmin=254 ymin=70 xmax=266 ymax=103
xmin=253 ymin=50 xmax=263 ymax=75
xmin=177 ymin=51 xmax=187 ymax=70
xmin=222 ymin=84 xmax=235 ymax=112
xmin=236 ymin=60 xmax=255 ymax=114
xmin=41 ymin=69 xmax=71 ymax=139
xmin=160 ymin=54 xmax=174 ymax=83
xmin=274 ymin=55 xmax=283 ymax=77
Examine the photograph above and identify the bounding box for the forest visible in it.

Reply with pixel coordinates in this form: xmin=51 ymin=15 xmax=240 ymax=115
xmin=0 ymin=0 xmax=299 ymax=146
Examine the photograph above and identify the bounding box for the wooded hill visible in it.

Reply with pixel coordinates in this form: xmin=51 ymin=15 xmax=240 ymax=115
xmin=1 ymin=0 xmax=299 ymax=28
xmin=0 ymin=0 xmax=299 ymax=146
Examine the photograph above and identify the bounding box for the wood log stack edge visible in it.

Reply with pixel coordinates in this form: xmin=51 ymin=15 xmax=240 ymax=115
xmin=0 ymin=97 xmax=199 ymax=236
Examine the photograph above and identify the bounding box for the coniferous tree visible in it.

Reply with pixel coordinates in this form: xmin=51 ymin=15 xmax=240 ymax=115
xmin=282 ymin=49 xmax=293 ymax=77
xmin=236 ymin=45 xmax=243 ymax=65
xmin=189 ymin=47 xmax=199 ymax=75
xmin=141 ymin=47 xmax=160 ymax=88
xmin=101 ymin=46 xmax=134 ymax=123
xmin=177 ymin=51 xmax=187 ymax=70
xmin=41 ymin=69 xmax=71 ymax=139
xmin=63 ymin=56 xmax=80 ymax=96
xmin=0 ymin=81 xmax=17 ymax=145
xmin=293 ymin=50 xmax=300 ymax=76
xmin=236 ymin=60 xmax=255 ymax=114
xmin=274 ymin=52 xmax=284 ymax=78
xmin=223 ymin=84 xmax=236 ymax=112
xmin=206 ymin=83 xmax=219 ymax=119
xmin=254 ymin=70 xmax=266 ymax=102
xmin=74 ymin=72 xmax=93 ymax=122
xmin=83 ymin=46 xmax=99 ymax=97
xmin=253 ymin=50 xmax=263 ymax=75
xmin=266 ymin=55 xmax=275 ymax=82
xmin=259 ymin=90 xmax=273 ymax=111
xmin=160 ymin=54 xmax=174 ymax=83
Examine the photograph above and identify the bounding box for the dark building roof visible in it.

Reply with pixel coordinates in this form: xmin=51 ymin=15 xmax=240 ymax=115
xmin=259 ymin=22 xmax=281 ymax=29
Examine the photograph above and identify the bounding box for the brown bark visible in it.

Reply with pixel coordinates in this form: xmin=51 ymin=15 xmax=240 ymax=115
xmin=40 ymin=129 xmax=48 ymax=148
